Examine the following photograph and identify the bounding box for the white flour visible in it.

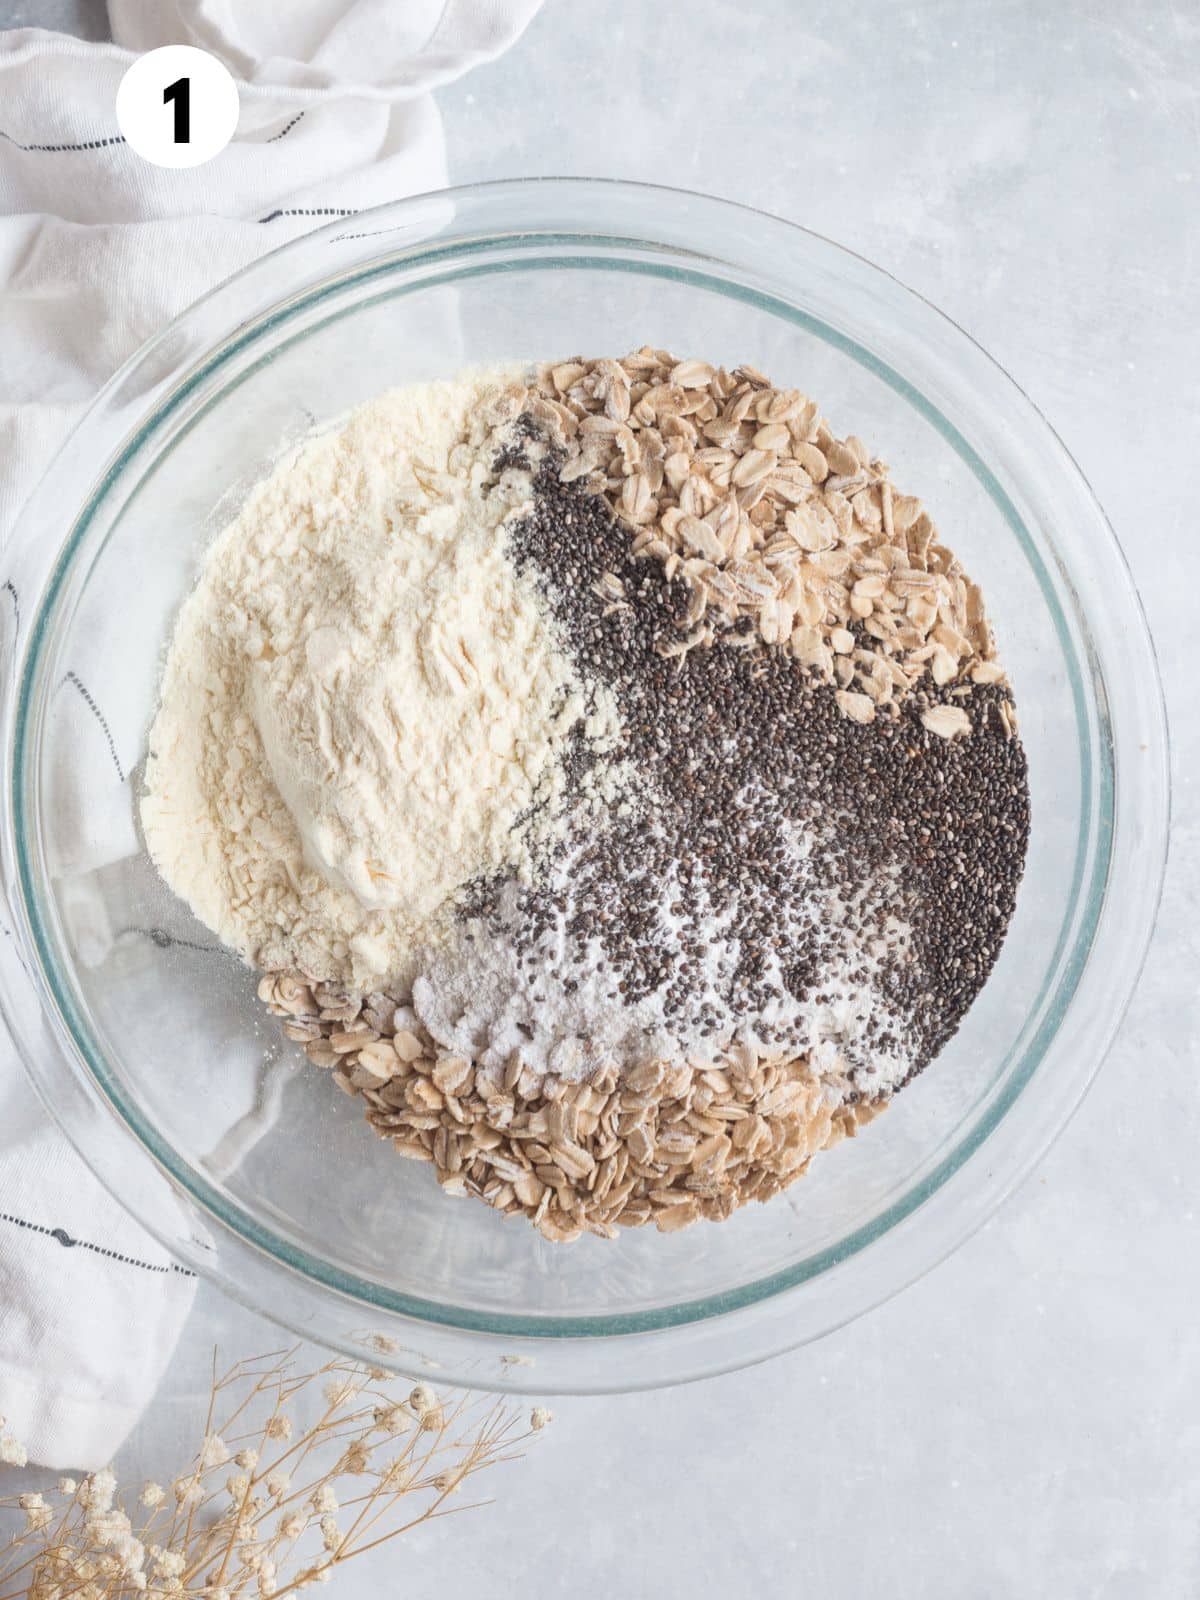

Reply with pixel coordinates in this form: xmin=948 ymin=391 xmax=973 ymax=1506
xmin=142 ymin=370 xmax=622 ymax=990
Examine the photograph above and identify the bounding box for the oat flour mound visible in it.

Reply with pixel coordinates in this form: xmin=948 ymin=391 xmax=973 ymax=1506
xmin=141 ymin=370 xmax=621 ymax=990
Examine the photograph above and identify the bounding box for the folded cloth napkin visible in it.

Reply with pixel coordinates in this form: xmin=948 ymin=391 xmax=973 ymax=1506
xmin=0 ymin=0 xmax=541 ymax=1471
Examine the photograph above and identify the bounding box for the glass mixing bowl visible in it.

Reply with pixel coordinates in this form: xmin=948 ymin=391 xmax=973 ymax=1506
xmin=0 ymin=179 xmax=1168 ymax=1393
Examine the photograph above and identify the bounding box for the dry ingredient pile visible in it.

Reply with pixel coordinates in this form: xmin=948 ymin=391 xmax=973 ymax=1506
xmin=143 ymin=351 xmax=1030 ymax=1244
xmin=142 ymin=370 xmax=625 ymax=991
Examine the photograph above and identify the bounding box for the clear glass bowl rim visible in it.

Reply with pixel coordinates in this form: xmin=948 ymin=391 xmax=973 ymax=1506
xmin=0 ymin=178 xmax=1170 ymax=1372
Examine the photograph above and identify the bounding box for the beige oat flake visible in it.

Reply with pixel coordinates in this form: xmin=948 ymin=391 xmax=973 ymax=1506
xmin=921 ymin=704 xmax=973 ymax=740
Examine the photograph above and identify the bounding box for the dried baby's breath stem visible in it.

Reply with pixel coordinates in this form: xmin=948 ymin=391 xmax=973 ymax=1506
xmin=0 ymin=1348 xmax=545 ymax=1599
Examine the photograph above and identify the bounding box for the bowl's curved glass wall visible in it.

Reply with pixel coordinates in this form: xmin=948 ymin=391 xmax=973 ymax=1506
xmin=1 ymin=185 xmax=1161 ymax=1388
xmin=17 ymin=241 xmax=1094 ymax=1324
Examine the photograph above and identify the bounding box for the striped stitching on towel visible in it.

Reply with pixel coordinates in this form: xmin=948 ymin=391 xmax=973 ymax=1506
xmin=257 ymin=206 xmax=358 ymax=223
xmin=0 ymin=1212 xmax=194 ymax=1276
xmin=0 ymin=129 xmax=125 ymax=153
xmin=266 ymin=111 xmax=306 ymax=142
xmin=63 ymin=672 xmax=125 ymax=782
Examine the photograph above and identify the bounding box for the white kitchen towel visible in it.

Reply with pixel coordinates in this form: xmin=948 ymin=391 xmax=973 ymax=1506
xmin=0 ymin=0 xmax=541 ymax=1471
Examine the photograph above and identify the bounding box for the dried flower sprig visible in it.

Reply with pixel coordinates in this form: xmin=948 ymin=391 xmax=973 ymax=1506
xmin=0 ymin=1349 xmax=547 ymax=1599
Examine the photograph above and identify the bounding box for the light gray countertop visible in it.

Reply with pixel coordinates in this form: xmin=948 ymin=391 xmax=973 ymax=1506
xmin=5 ymin=1 xmax=1199 ymax=1593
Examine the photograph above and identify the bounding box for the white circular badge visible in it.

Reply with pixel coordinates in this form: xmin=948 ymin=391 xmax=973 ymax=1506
xmin=116 ymin=46 xmax=239 ymax=169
